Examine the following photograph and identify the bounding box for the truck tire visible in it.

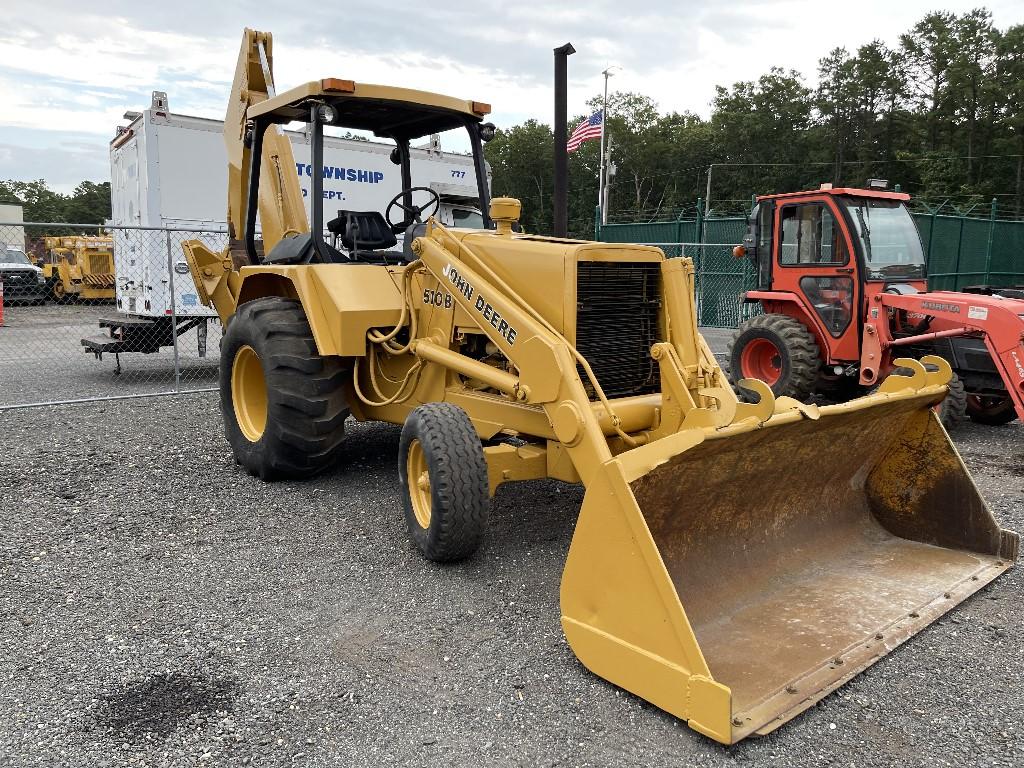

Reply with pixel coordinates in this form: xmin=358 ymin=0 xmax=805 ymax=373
xmin=888 ymin=366 xmax=967 ymax=430
xmin=220 ymin=297 xmax=350 ymax=480
xmin=399 ymin=403 xmax=488 ymax=563
xmin=728 ymin=314 xmax=821 ymax=401
xmin=965 ymin=394 xmax=1018 ymax=426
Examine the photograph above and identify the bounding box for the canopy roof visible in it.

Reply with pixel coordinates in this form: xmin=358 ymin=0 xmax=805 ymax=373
xmin=247 ymin=79 xmax=491 ymax=141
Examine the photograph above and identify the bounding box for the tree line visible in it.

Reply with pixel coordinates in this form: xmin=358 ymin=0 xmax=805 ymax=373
xmin=0 ymin=180 xmax=112 ymax=232
xmin=484 ymin=8 xmax=1024 ymax=236
xmin=4 ymin=9 xmax=1021 ymax=240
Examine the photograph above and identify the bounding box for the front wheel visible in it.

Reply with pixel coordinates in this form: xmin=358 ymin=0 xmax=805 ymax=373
xmin=398 ymin=403 xmax=488 ymax=562
xmin=51 ymin=280 xmax=68 ymax=303
xmin=728 ymin=314 xmax=821 ymax=401
xmin=966 ymin=394 xmax=1018 ymax=426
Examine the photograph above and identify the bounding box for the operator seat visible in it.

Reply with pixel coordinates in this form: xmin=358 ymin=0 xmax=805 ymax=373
xmin=328 ymin=211 xmax=398 ymax=264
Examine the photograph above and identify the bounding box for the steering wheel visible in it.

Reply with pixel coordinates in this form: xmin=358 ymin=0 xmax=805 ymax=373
xmin=385 ymin=187 xmax=441 ymax=231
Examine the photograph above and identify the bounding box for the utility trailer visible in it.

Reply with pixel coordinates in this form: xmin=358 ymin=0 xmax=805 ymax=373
xmin=82 ymin=91 xmax=490 ymax=363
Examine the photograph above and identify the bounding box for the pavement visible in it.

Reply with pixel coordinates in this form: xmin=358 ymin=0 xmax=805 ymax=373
xmin=1 ymin=325 xmax=1022 ymax=767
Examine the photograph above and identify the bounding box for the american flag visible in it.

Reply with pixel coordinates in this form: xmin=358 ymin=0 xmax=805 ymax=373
xmin=567 ymin=111 xmax=603 ymax=152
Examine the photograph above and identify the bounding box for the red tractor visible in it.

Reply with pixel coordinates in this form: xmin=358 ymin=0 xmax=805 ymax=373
xmin=729 ymin=184 xmax=1024 ymax=427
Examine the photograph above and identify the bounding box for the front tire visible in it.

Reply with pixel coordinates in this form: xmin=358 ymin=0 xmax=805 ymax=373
xmin=728 ymin=314 xmax=821 ymax=401
xmin=220 ymin=297 xmax=350 ymax=480
xmin=966 ymin=394 xmax=1018 ymax=426
xmin=399 ymin=403 xmax=488 ymax=563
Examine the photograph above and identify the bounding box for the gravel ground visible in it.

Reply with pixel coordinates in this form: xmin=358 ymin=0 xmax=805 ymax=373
xmin=2 ymin=381 xmax=1022 ymax=766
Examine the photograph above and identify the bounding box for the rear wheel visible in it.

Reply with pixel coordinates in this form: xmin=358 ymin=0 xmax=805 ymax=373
xmin=966 ymin=394 xmax=1018 ymax=426
xmin=398 ymin=403 xmax=488 ymax=562
xmin=220 ymin=297 xmax=350 ymax=480
xmin=728 ymin=314 xmax=821 ymax=401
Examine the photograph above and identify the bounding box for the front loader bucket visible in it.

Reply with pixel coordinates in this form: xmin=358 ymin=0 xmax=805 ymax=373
xmin=561 ymin=392 xmax=1017 ymax=745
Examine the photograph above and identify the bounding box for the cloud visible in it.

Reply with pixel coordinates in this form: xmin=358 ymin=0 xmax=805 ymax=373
xmin=0 ymin=0 xmax=1020 ymax=191
xmin=0 ymin=130 xmax=108 ymax=195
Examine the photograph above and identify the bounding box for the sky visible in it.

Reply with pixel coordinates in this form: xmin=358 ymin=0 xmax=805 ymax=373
xmin=0 ymin=1 xmax=1019 ymax=194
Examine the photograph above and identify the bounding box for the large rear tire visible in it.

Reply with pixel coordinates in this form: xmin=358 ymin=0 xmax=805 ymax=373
xmin=728 ymin=314 xmax=821 ymax=401
xmin=966 ymin=394 xmax=1018 ymax=426
xmin=220 ymin=297 xmax=350 ymax=480
xmin=398 ymin=403 xmax=488 ymax=563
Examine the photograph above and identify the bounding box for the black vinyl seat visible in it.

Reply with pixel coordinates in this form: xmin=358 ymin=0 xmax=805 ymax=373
xmin=328 ymin=210 xmax=398 ymax=251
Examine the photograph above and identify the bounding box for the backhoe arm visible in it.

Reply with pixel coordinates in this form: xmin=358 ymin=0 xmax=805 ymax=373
xmin=225 ymin=28 xmax=308 ymax=263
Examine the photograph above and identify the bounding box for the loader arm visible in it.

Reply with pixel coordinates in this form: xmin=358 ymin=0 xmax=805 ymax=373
xmin=869 ymin=291 xmax=1024 ymax=419
xmin=410 ymin=225 xmax=614 ymax=484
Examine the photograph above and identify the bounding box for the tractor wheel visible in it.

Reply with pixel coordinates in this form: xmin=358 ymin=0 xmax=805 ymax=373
xmin=51 ymin=280 xmax=68 ymax=303
xmin=888 ymin=366 xmax=967 ymax=430
xmin=399 ymin=403 xmax=488 ymax=563
xmin=220 ymin=297 xmax=350 ymax=480
xmin=728 ymin=314 xmax=821 ymax=401
xmin=939 ymin=372 xmax=968 ymax=429
xmin=965 ymin=394 xmax=1018 ymax=426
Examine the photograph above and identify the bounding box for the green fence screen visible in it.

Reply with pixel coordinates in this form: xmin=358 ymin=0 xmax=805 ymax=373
xmin=598 ymin=208 xmax=1024 ymax=328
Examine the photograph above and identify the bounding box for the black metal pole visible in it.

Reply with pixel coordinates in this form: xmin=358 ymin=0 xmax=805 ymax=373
xmin=553 ymin=42 xmax=575 ymax=238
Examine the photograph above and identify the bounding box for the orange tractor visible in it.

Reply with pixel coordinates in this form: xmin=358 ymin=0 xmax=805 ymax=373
xmin=729 ymin=184 xmax=1024 ymax=427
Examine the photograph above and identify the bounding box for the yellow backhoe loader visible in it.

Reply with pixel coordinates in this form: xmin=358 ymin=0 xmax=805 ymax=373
xmin=183 ymin=29 xmax=1018 ymax=744
xmin=42 ymin=235 xmax=115 ymax=302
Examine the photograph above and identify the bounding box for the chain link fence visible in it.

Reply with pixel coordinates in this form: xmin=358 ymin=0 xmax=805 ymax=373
xmin=599 ymin=206 xmax=1024 ymax=328
xmin=601 ymin=216 xmax=757 ymax=328
xmin=0 ymin=222 xmax=225 ymax=409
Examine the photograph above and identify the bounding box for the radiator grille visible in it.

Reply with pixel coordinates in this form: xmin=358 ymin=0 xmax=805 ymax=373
xmin=89 ymin=253 xmax=111 ymax=274
xmin=575 ymin=261 xmax=661 ymax=399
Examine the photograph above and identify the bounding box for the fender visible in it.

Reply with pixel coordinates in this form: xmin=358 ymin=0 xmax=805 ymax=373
xmin=183 ymin=238 xmax=402 ymax=357
xmin=743 ymin=290 xmax=850 ymax=366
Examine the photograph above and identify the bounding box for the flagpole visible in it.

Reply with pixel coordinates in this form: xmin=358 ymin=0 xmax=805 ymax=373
xmin=597 ymin=68 xmax=612 ymax=224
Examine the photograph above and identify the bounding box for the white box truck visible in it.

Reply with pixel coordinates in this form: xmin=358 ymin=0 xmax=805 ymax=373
xmin=84 ymin=92 xmax=489 ymax=364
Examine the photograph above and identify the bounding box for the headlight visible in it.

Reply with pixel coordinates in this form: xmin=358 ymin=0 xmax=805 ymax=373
xmin=317 ymin=104 xmax=336 ymax=124
xmin=36 ymin=272 xmax=45 ymax=284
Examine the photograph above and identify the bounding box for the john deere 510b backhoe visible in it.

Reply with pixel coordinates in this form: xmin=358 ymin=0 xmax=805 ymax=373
xmin=184 ymin=29 xmax=1017 ymax=744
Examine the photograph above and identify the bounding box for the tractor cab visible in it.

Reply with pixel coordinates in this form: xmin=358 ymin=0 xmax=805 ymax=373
xmin=239 ymin=78 xmax=496 ymax=267
xmin=739 ymin=185 xmax=926 ymax=365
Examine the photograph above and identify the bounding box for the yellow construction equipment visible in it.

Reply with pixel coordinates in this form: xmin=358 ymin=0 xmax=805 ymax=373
xmin=184 ymin=29 xmax=1018 ymax=744
xmin=42 ymin=235 xmax=115 ymax=302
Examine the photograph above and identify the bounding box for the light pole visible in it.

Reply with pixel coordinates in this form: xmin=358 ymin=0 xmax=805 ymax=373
xmin=553 ymin=43 xmax=576 ymax=238
xmin=598 ymin=66 xmax=618 ymax=226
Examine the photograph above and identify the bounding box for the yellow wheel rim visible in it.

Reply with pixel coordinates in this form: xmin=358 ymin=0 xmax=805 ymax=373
xmin=406 ymin=439 xmax=432 ymax=529
xmin=53 ymin=282 xmax=65 ymax=299
xmin=231 ymin=344 xmax=268 ymax=442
